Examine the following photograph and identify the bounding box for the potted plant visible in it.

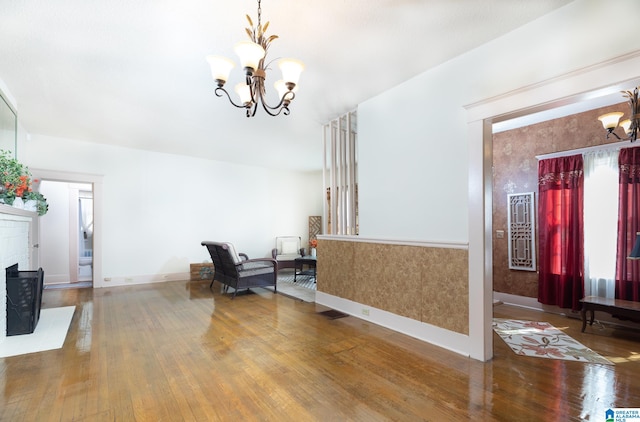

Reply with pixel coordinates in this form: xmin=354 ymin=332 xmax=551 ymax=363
xmin=0 ymin=149 xmax=48 ymax=215
xmin=22 ymin=191 xmax=49 ymax=216
xmin=309 ymin=238 xmax=318 ymax=257
xmin=0 ymin=149 xmax=28 ymax=205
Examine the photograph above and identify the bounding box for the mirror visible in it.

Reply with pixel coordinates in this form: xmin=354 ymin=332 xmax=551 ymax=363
xmin=0 ymin=90 xmax=17 ymax=157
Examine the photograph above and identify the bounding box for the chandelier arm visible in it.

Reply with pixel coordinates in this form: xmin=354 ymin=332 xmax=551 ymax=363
xmin=248 ymin=101 xmax=260 ymax=117
xmin=259 ymin=100 xmax=287 ymax=116
xmin=256 ymin=88 xmax=292 ymax=116
xmin=257 ymin=89 xmax=296 ymax=112
xmin=606 ymin=129 xmax=623 ymax=141
xmin=215 ymin=87 xmax=249 ymax=109
xmin=626 ymin=87 xmax=639 ymax=142
xmin=247 ymin=77 xmax=264 ymax=117
xmin=250 ymin=76 xmax=284 ymax=115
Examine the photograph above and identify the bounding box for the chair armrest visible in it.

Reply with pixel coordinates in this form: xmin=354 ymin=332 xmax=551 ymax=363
xmin=239 ymin=253 xmax=249 ymax=261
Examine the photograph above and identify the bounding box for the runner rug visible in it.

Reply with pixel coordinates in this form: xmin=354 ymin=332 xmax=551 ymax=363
xmin=493 ymin=318 xmax=612 ymax=365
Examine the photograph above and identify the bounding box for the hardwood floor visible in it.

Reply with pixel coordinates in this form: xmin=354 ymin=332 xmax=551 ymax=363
xmin=1 ymin=280 xmax=640 ymax=421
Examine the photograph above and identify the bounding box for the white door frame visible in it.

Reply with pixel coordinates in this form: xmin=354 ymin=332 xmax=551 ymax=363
xmin=29 ymin=168 xmax=103 ymax=288
xmin=466 ymin=51 xmax=640 ymax=361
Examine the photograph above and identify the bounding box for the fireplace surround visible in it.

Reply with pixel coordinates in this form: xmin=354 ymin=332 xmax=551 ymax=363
xmin=0 ymin=204 xmax=38 ymax=341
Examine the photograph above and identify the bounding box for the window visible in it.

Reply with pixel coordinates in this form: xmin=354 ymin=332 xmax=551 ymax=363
xmin=583 ymin=150 xmax=618 ymax=298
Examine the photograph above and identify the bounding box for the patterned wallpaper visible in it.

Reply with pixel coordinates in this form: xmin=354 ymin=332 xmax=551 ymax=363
xmin=317 ymin=239 xmax=469 ymax=334
xmin=492 ymin=102 xmax=626 ymax=298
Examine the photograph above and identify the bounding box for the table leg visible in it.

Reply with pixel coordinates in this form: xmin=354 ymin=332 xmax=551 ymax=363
xmin=581 ymin=306 xmax=587 ymax=332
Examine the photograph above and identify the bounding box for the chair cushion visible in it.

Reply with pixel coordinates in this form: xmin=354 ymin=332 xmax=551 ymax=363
xmin=222 ymin=242 xmax=242 ymax=265
xmin=239 ymin=261 xmax=274 ymax=277
xmin=276 ymin=253 xmax=300 ymax=261
xmin=281 ymin=240 xmax=298 ymax=254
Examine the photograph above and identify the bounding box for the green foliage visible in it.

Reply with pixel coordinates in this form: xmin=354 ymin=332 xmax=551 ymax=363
xmin=0 ymin=149 xmax=48 ymax=215
xmin=23 ymin=191 xmax=49 ymax=216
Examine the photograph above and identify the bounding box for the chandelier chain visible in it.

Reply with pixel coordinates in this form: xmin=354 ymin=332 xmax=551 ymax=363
xmin=257 ymin=0 xmax=262 ymax=27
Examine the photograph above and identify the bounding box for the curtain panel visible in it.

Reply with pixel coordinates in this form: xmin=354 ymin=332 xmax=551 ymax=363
xmin=538 ymin=154 xmax=584 ymax=310
xmin=616 ymin=147 xmax=640 ymax=301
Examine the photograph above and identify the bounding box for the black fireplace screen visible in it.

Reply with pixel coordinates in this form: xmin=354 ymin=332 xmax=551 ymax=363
xmin=6 ymin=263 xmax=44 ymax=336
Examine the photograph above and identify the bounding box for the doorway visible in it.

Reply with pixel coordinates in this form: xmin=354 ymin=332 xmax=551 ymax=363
xmin=78 ymin=188 xmax=94 ymax=283
xmin=29 ymin=169 xmax=103 ymax=289
xmin=38 ymin=181 xmax=93 ymax=287
xmin=466 ymin=54 xmax=640 ymax=361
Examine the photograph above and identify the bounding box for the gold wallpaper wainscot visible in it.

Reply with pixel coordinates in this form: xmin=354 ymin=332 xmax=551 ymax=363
xmin=317 ymin=239 xmax=469 ymax=335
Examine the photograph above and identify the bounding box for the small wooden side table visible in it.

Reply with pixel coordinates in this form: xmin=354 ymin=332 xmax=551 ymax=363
xmin=580 ymin=296 xmax=640 ymax=332
xmin=294 ymin=256 xmax=317 ymax=283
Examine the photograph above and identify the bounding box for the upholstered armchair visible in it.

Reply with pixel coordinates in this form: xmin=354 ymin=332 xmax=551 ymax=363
xmin=271 ymin=236 xmax=303 ymax=270
xmin=201 ymin=241 xmax=277 ymax=298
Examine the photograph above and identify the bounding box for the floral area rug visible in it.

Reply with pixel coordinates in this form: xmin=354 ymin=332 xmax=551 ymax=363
xmin=493 ymin=318 xmax=613 ymax=365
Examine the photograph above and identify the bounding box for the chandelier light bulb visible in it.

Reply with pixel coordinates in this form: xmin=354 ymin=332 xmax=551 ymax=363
xmin=206 ymin=55 xmax=235 ymax=86
xmin=596 ymin=87 xmax=639 ymax=142
xmin=598 ymin=112 xmax=624 ymax=130
xmin=234 ymin=82 xmax=252 ymax=106
xmin=274 ymin=79 xmax=297 ymax=101
xmin=234 ymin=41 xmax=265 ymax=74
xmin=278 ymin=58 xmax=304 ymax=87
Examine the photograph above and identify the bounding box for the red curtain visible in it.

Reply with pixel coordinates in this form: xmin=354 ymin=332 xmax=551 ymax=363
xmin=538 ymin=154 xmax=584 ymax=310
xmin=615 ymin=147 xmax=640 ymax=301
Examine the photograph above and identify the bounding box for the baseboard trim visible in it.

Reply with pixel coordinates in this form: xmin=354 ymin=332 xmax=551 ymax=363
xmin=316 ymin=291 xmax=470 ymax=357
xmin=493 ymin=292 xmax=640 ymax=330
xmin=493 ymin=292 xmax=575 ymax=316
xmin=97 ymin=272 xmax=190 ymax=288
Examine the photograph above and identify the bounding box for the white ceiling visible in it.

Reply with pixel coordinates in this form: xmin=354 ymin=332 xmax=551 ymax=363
xmin=0 ymin=0 xmax=575 ymax=171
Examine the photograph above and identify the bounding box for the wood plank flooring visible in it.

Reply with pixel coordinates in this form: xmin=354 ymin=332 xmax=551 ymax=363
xmin=1 ymin=280 xmax=639 ymax=421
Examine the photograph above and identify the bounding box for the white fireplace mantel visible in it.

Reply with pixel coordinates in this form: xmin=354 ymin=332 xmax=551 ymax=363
xmin=0 ymin=204 xmax=38 ymax=342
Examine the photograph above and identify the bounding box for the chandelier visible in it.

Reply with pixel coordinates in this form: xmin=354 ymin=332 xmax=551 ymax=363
xmin=206 ymin=0 xmax=304 ymax=118
xmin=597 ymin=86 xmax=639 ymax=142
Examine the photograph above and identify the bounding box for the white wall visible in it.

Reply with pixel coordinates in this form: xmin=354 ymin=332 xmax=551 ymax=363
xmin=357 ymin=0 xmax=640 ymax=360
xmin=21 ymin=134 xmax=323 ymax=287
xmin=358 ymin=0 xmax=640 ymax=243
xmin=37 ymin=181 xmax=71 ymax=284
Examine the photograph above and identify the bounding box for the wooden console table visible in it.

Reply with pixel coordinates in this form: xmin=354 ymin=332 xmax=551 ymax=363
xmin=580 ymin=296 xmax=640 ymax=332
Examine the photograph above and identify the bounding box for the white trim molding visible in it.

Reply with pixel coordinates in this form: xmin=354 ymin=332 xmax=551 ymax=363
xmin=466 ymin=51 xmax=640 ymax=362
xmin=316 ymin=291 xmax=470 ymax=357
xmin=318 ymin=234 xmax=468 ymax=250
xmin=29 ymin=168 xmax=105 ymax=288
